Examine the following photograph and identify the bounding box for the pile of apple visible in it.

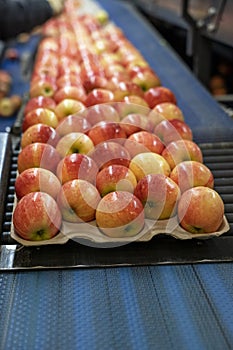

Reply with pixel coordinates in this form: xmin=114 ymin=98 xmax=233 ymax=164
xmin=12 ymin=1 xmax=226 ymax=242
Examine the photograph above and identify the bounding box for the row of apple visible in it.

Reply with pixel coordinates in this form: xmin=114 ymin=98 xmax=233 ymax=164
xmin=12 ymin=6 xmax=226 ymax=241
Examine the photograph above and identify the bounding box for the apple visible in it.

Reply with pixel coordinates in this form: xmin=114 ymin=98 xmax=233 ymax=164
xmin=22 ymin=108 xmax=59 ymax=131
xmin=154 ymin=119 xmax=193 ymax=145
xmin=55 ymin=132 xmax=94 ymax=158
xmin=124 ymin=131 xmax=164 ymax=158
xmin=144 ymin=86 xmax=177 ymax=109
xmin=177 ymin=186 xmax=224 ymax=233
xmin=54 ymin=99 xmax=86 ymax=120
xmin=13 ymin=192 xmax=62 ymax=241
xmin=17 ymin=142 xmax=61 ymax=174
xmin=85 ymin=88 xmax=115 ymax=107
xmin=21 ymin=123 xmax=60 ymax=148
xmin=24 ymin=96 xmax=56 ymax=115
xmin=162 ymin=140 xmax=203 ymax=170
xmin=96 ymin=164 xmax=137 ymax=197
xmin=0 ymin=97 xmax=15 ymax=117
xmin=29 ymin=78 xmax=57 ymax=98
xmin=153 ymin=102 xmax=184 ymax=121
xmin=57 ymin=179 xmax=101 ymax=223
xmin=114 ymin=101 xmax=150 ymax=119
xmin=120 ymin=113 xmax=154 ymax=136
xmin=87 ymin=121 xmax=127 ymax=146
xmin=113 ymin=81 xmax=144 ymax=101
xmin=82 ymin=74 xmax=112 ymax=92
xmin=56 ymin=114 xmax=91 ymax=136
xmin=54 ymin=86 xmax=87 ymax=104
xmin=14 ymin=167 xmax=61 ymax=200
xmin=85 ymin=104 xmax=120 ymax=125
xmin=88 ymin=141 xmax=131 ymax=169
xmin=56 ymin=153 xmax=99 ymax=185
xmin=129 ymin=152 xmax=171 ymax=181
xmin=170 ymin=160 xmax=214 ymax=193
xmin=134 ymin=174 xmax=181 ymax=220
xmin=95 ymin=191 xmax=145 ymax=238
xmin=123 ymin=95 xmax=149 ymax=108
xmin=132 ymin=70 xmax=161 ymax=91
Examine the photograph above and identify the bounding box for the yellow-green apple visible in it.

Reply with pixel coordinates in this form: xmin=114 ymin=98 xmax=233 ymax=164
xmin=88 ymin=141 xmax=131 ymax=169
xmin=54 ymin=86 xmax=87 ymax=104
xmin=87 ymin=121 xmax=127 ymax=145
xmin=114 ymin=101 xmax=150 ymax=119
xmin=56 ymin=115 xmax=91 ymax=136
xmin=0 ymin=97 xmax=15 ymax=117
xmin=120 ymin=113 xmax=154 ymax=136
xmin=113 ymin=81 xmax=144 ymax=101
xmin=29 ymin=78 xmax=57 ymax=98
xmin=132 ymin=70 xmax=161 ymax=91
xmin=85 ymin=104 xmax=120 ymax=125
xmin=134 ymin=174 xmax=181 ymax=220
xmin=123 ymin=95 xmax=149 ymax=108
xmin=24 ymin=96 xmax=57 ymax=115
xmin=154 ymin=119 xmax=193 ymax=145
xmin=129 ymin=152 xmax=171 ymax=181
xmin=54 ymin=99 xmax=86 ymax=120
xmin=144 ymin=86 xmax=177 ymax=109
xmin=177 ymin=186 xmax=224 ymax=233
xmin=17 ymin=142 xmax=61 ymax=174
xmin=56 ymin=153 xmax=98 ymax=185
xmin=162 ymin=140 xmax=203 ymax=170
xmin=96 ymin=164 xmax=137 ymax=197
xmin=170 ymin=160 xmax=214 ymax=193
xmin=22 ymin=108 xmax=59 ymax=132
xmin=21 ymin=123 xmax=60 ymax=148
xmin=13 ymin=192 xmax=62 ymax=241
xmin=153 ymin=102 xmax=184 ymax=121
xmin=85 ymin=88 xmax=115 ymax=107
xmin=124 ymin=131 xmax=164 ymax=158
xmin=15 ymin=167 xmax=61 ymax=200
xmin=96 ymin=191 xmax=145 ymax=238
xmin=57 ymin=179 xmax=101 ymax=223
xmin=55 ymin=132 xmax=94 ymax=157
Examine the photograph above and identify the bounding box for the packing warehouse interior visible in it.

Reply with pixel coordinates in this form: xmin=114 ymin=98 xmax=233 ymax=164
xmin=0 ymin=1 xmax=233 ymax=349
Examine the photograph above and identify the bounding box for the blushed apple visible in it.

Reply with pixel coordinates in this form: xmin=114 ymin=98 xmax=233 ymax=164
xmin=17 ymin=142 xmax=61 ymax=174
xmin=29 ymin=78 xmax=57 ymax=98
xmin=115 ymin=101 xmax=150 ymax=119
xmin=134 ymin=174 xmax=181 ymax=220
xmin=56 ymin=153 xmax=98 ymax=185
xmin=21 ymin=123 xmax=60 ymax=148
xmin=54 ymin=99 xmax=86 ymax=120
xmin=129 ymin=152 xmax=171 ymax=181
xmin=144 ymin=86 xmax=177 ymax=109
xmin=85 ymin=88 xmax=115 ymax=107
xmin=56 ymin=114 xmax=91 ymax=136
xmin=22 ymin=107 xmax=59 ymax=131
xmin=15 ymin=167 xmax=61 ymax=200
xmin=170 ymin=160 xmax=214 ymax=193
xmin=56 ymin=132 xmax=94 ymax=157
xmin=154 ymin=119 xmax=193 ymax=145
xmin=132 ymin=70 xmax=161 ymax=91
xmin=96 ymin=164 xmax=137 ymax=197
xmin=162 ymin=139 xmax=203 ymax=170
xmin=178 ymin=186 xmax=224 ymax=233
xmin=57 ymin=179 xmax=101 ymax=223
xmin=96 ymin=191 xmax=145 ymax=238
xmin=87 ymin=121 xmax=127 ymax=145
xmin=54 ymin=86 xmax=87 ymax=104
xmin=120 ymin=113 xmax=155 ymax=136
xmin=113 ymin=81 xmax=144 ymax=101
xmin=13 ymin=192 xmax=62 ymax=241
xmin=24 ymin=96 xmax=56 ymax=115
xmin=124 ymin=131 xmax=164 ymax=158
xmin=153 ymin=102 xmax=184 ymax=121
xmin=85 ymin=104 xmax=120 ymax=125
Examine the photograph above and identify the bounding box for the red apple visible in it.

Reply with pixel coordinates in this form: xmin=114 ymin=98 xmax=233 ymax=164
xmin=13 ymin=192 xmax=62 ymax=241
xmin=170 ymin=160 xmax=214 ymax=193
xmin=88 ymin=141 xmax=131 ymax=169
xmin=153 ymin=102 xmax=184 ymax=121
xmin=54 ymin=99 xmax=86 ymax=120
xmin=85 ymin=104 xmax=120 ymax=125
xmin=115 ymin=101 xmax=150 ymax=119
xmin=134 ymin=174 xmax=181 ymax=220
xmin=162 ymin=140 xmax=203 ymax=170
xmin=54 ymin=86 xmax=87 ymax=104
xmin=85 ymin=88 xmax=115 ymax=107
xmin=17 ymin=142 xmax=61 ymax=174
xmin=177 ymin=187 xmax=225 ymax=233
xmin=87 ymin=121 xmax=127 ymax=145
xmin=29 ymin=78 xmax=57 ymax=98
xmin=129 ymin=152 xmax=171 ymax=181
xmin=56 ymin=153 xmax=98 ymax=185
xmin=95 ymin=191 xmax=145 ymax=238
xmin=24 ymin=96 xmax=57 ymax=115
xmin=55 ymin=132 xmax=94 ymax=157
xmin=144 ymin=87 xmax=177 ymax=109
xmin=124 ymin=131 xmax=164 ymax=158
xmin=120 ymin=113 xmax=154 ymax=136
xmin=21 ymin=123 xmax=60 ymax=148
xmin=154 ymin=119 xmax=193 ymax=145
xmin=22 ymin=108 xmax=59 ymax=131
xmin=96 ymin=164 xmax=137 ymax=197
xmin=15 ymin=167 xmax=61 ymax=200
xmin=57 ymin=179 xmax=101 ymax=223
xmin=82 ymin=74 xmax=112 ymax=92
xmin=56 ymin=73 xmax=82 ymax=89
xmin=56 ymin=114 xmax=91 ymax=136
